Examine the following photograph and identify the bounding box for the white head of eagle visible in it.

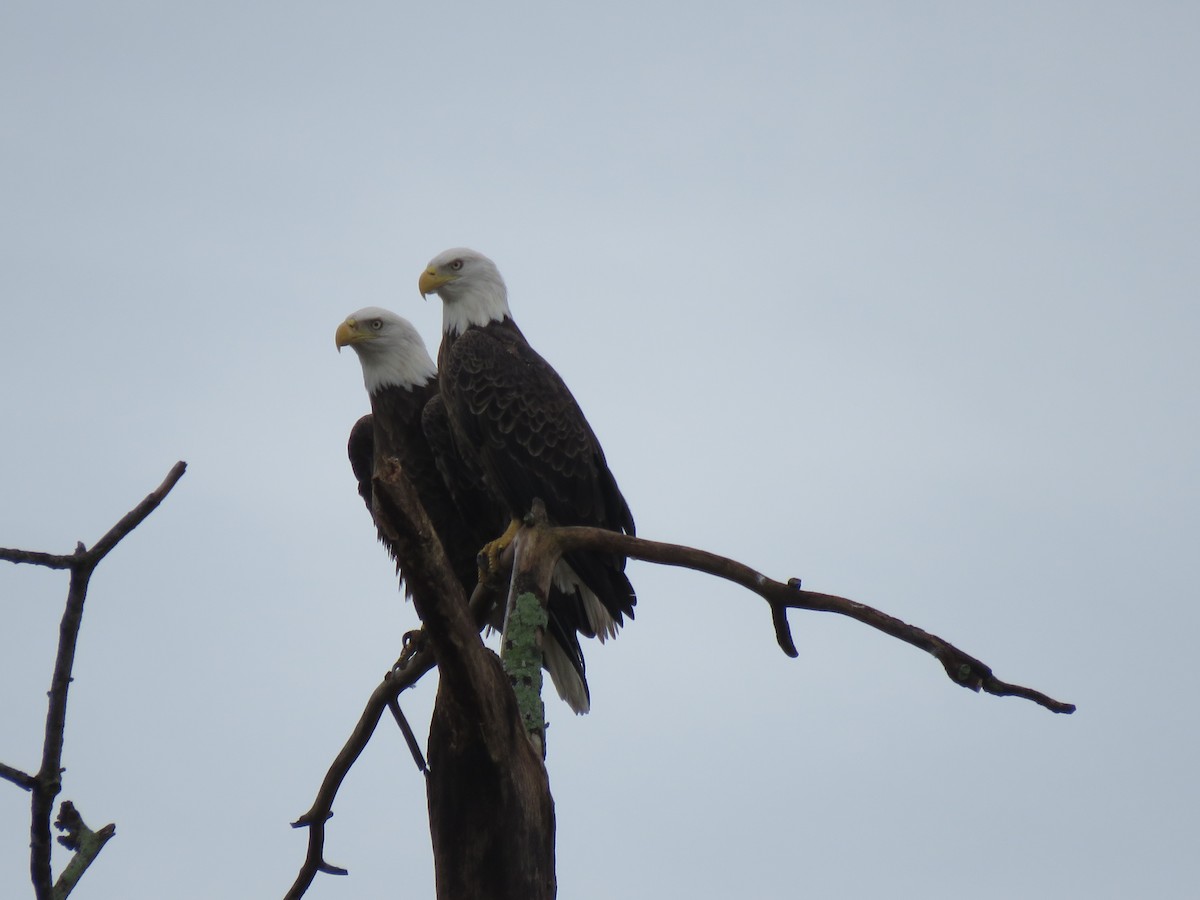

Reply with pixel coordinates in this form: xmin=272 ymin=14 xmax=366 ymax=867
xmin=419 ymin=247 xmax=513 ymax=336
xmin=334 ymin=307 xmax=437 ymax=394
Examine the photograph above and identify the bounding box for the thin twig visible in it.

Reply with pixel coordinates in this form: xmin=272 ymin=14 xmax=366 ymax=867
xmin=386 ymin=697 xmax=429 ymax=774
xmin=287 ymin=573 xmax=505 ymax=898
xmin=285 ymin=648 xmax=435 ymax=900
xmin=84 ymin=461 xmax=188 ymax=565
xmin=0 ymin=762 xmax=36 ymax=792
xmin=0 ymin=548 xmax=74 ymax=569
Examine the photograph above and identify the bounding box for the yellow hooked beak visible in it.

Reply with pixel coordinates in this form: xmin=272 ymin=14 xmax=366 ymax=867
xmin=419 ymin=267 xmax=457 ymax=298
xmin=335 ymin=318 xmax=365 ymax=351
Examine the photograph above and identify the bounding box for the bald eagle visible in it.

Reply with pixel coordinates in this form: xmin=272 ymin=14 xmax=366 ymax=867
xmin=336 ymin=307 xmax=591 ymax=713
xmin=419 ymin=249 xmax=637 ymax=647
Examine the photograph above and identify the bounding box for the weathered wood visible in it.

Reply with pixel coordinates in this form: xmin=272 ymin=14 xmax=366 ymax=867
xmin=373 ymin=459 xmax=556 ymax=900
xmin=426 ymin=657 xmax=555 ymax=900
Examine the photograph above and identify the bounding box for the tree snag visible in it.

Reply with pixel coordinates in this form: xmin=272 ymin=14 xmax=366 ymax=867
xmin=289 ymin=458 xmax=1074 ymax=898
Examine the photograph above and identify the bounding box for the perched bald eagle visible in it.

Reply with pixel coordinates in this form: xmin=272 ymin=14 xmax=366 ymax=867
xmin=335 ymin=308 xmax=475 ymax=591
xmin=419 ymin=249 xmax=637 ymax=646
xmin=336 ymin=307 xmax=591 ymax=713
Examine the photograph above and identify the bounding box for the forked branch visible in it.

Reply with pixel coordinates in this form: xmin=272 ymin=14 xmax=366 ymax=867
xmin=285 ymin=648 xmax=435 ymax=900
xmin=1 ymin=461 xmax=187 ymax=900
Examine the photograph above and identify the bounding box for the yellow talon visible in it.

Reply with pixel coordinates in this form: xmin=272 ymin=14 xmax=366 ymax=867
xmin=394 ymin=629 xmax=425 ymax=671
xmin=477 ymin=518 xmax=522 ymax=586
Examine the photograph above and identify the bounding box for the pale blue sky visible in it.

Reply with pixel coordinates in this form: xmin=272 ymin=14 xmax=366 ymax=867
xmin=2 ymin=3 xmax=1197 ymax=898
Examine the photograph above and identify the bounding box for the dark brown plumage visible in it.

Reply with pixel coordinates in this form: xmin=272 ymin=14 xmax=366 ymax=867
xmin=339 ymin=307 xmax=591 ymax=711
xmin=423 ymin=391 xmax=591 ymax=702
xmin=347 ymin=413 xmax=375 ymax=514
xmin=348 ymin=375 xmax=481 ymax=596
xmin=423 ymin=249 xmax=637 ymax=638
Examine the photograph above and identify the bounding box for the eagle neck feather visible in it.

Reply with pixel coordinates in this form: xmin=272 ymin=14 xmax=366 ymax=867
xmin=441 ymin=281 xmax=512 ymax=336
xmin=362 ymin=354 xmax=436 ymax=396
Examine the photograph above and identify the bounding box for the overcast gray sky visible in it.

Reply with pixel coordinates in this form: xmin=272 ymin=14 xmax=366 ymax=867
xmin=2 ymin=3 xmax=1196 ymax=898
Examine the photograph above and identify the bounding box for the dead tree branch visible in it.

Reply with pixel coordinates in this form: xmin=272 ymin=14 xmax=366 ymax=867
xmin=0 ymin=762 xmax=37 ymax=792
xmin=1 ymin=461 xmax=187 ymax=900
xmin=371 ymin=459 xmax=557 ymax=900
xmin=288 ymin=459 xmax=555 ymax=900
xmin=548 ymin=526 xmax=1076 ymax=714
xmin=286 ymin=576 xmax=505 ymax=897
xmin=0 ymin=548 xmax=74 ymax=569
xmin=285 ymin=648 xmax=435 ymax=900
xmin=290 ymin=481 xmax=1073 ymax=897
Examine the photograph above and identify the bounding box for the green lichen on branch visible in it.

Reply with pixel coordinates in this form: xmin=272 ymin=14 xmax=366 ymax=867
xmin=502 ymin=590 xmax=547 ymax=748
xmin=52 ymin=801 xmax=115 ymax=900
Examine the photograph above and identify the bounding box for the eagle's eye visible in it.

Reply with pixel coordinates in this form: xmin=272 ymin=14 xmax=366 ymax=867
xmin=450 ymin=259 xmax=464 ymax=271
xmin=370 ymin=319 xmax=383 ymax=330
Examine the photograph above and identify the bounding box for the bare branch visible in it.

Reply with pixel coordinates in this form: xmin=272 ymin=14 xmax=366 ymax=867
xmin=285 ymin=558 xmax=505 ymax=899
xmin=84 ymin=461 xmax=188 ymax=566
xmin=386 ymin=697 xmax=429 ymax=774
xmin=550 ymin=526 xmax=1076 ymax=715
xmin=286 ymin=648 xmax=435 ymax=900
xmin=32 ymin=562 xmax=91 ymax=897
xmin=1 ymin=462 xmax=187 ymax=574
xmin=0 ymin=762 xmax=36 ymax=791
xmin=0 ymin=548 xmax=74 ymax=569
xmin=3 ymin=462 xmax=190 ymax=899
